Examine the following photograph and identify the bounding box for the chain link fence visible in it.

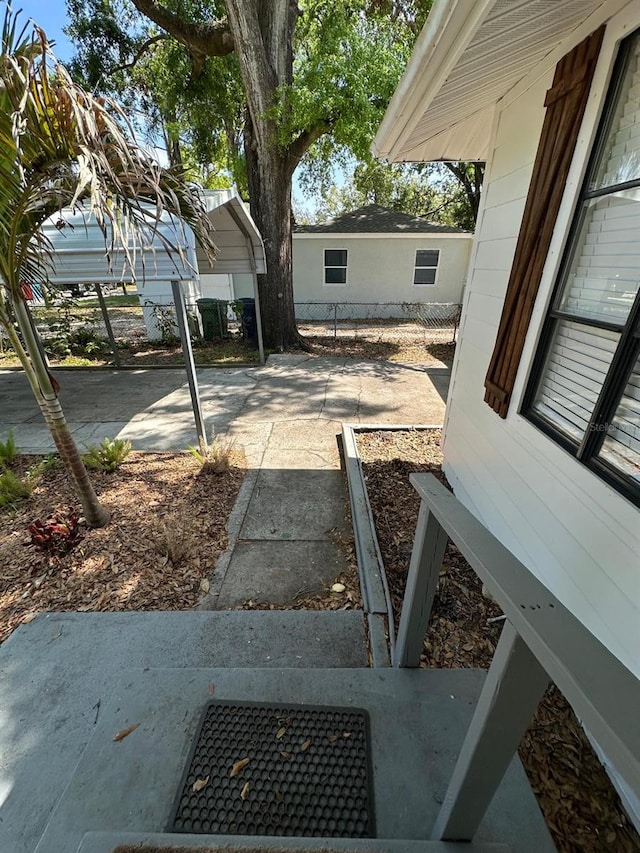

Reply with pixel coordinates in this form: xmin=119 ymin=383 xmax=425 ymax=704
xmin=295 ymin=302 xmax=462 ymax=344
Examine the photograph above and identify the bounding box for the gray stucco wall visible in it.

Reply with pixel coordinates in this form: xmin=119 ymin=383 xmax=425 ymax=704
xmin=292 ymin=234 xmax=472 ymax=314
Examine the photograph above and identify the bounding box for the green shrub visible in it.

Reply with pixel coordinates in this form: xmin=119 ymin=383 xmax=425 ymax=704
xmin=83 ymin=437 xmax=132 ymax=472
xmin=0 ymin=469 xmax=31 ymax=508
xmin=0 ymin=430 xmax=18 ymax=466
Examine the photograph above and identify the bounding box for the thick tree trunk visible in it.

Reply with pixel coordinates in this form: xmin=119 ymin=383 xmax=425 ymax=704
xmin=226 ymin=0 xmax=301 ymax=351
xmin=244 ymin=119 xmax=299 ymax=350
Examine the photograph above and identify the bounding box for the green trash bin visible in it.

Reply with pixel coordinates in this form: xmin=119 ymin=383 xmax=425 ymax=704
xmin=197 ymin=298 xmax=229 ymax=341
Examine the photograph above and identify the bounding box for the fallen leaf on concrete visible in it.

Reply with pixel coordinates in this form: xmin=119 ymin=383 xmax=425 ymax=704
xmin=276 ymin=726 xmax=286 ymax=739
xmin=240 ymin=781 xmax=250 ymax=800
xmin=113 ymin=723 xmax=139 ymax=742
xmin=331 ymin=583 xmax=346 ymax=593
xmin=208 ymin=682 xmax=215 ymax=695
xmin=22 ymin=612 xmax=38 ymax=623
xmin=230 ymin=757 xmax=250 ymax=777
xmin=199 ymin=578 xmax=210 ymax=594
xmin=192 ymin=775 xmax=209 ymax=792
xmin=300 ymin=739 xmax=311 ymax=751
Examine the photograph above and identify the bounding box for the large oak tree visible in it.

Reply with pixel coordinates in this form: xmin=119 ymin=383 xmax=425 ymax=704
xmin=67 ymin=0 xmax=427 ymax=348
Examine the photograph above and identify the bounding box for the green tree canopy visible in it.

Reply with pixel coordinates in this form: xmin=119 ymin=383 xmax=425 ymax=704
xmin=65 ymin=0 xmax=433 ymax=347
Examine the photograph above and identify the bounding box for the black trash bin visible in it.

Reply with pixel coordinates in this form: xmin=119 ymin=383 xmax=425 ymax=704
xmin=196 ymin=298 xmax=228 ymax=341
xmin=237 ymin=297 xmax=257 ymax=345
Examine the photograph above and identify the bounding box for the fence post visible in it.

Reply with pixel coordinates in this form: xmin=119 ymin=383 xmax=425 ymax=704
xmin=333 ymin=303 xmax=338 ymax=339
xmin=94 ymin=283 xmax=121 ymax=367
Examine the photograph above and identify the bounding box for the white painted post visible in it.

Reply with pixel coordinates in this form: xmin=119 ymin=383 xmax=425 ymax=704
xmin=393 ymin=501 xmax=448 ymax=667
xmin=432 ymin=620 xmax=549 ymax=841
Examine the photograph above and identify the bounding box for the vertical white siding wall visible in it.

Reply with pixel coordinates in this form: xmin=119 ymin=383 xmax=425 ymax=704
xmin=292 ymin=235 xmax=471 ymax=310
xmin=443 ymin=36 xmax=640 ymax=677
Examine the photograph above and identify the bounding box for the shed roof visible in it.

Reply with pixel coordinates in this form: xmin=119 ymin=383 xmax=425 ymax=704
xmin=373 ymin=0 xmax=609 ymax=162
xmin=40 ymin=188 xmax=265 ymax=286
xmin=294 ymin=204 xmax=469 ymax=235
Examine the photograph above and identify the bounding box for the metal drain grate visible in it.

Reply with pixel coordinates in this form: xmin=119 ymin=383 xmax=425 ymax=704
xmin=168 ymin=700 xmax=375 ymax=838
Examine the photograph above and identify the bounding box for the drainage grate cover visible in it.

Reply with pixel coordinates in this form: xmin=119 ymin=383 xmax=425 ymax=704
xmin=168 ymin=700 xmax=375 ymax=838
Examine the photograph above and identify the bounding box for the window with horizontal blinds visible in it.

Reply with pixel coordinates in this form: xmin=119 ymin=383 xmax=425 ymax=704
xmin=524 ymin=28 xmax=640 ymax=505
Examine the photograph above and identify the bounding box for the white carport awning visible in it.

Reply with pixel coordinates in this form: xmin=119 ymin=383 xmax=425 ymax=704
xmin=39 ymin=188 xmax=266 ymax=286
xmin=373 ymin=0 xmax=609 ymax=163
xmin=40 ymin=207 xmax=198 ymax=285
xmin=197 ymin=191 xmax=266 ymax=276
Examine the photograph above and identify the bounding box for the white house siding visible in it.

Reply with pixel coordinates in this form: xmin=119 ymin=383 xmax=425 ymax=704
xmin=292 ymin=235 xmax=471 ymax=315
xmin=443 ymin=9 xmax=640 ymax=679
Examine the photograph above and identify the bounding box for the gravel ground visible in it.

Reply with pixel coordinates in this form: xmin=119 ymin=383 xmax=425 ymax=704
xmin=357 ymin=428 xmax=639 ymax=853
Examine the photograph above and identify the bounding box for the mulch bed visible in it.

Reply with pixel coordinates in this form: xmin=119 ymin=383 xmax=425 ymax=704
xmin=0 ymin=451 xmax=245 ymax=644
xmin=356 ymin=428 xmax=639 ymax=853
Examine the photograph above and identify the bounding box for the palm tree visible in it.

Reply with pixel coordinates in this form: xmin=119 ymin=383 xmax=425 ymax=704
xmin=0 ymin=9 xmax=215 ymax=526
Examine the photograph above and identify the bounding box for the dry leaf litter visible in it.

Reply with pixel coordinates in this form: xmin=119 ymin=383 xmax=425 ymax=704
xmin=0 ymin=451 xmax=245 ymax=643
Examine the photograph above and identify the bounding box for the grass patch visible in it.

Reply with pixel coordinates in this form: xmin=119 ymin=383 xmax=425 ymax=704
xmin=81 ymin=294 xmax=140 ymax=308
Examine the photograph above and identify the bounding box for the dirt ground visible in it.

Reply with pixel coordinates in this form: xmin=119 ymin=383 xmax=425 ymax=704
xmin=0 ymin=451 xmax=245 ymax=644
xmin=356 ymin=428 xmax=639 ymax=853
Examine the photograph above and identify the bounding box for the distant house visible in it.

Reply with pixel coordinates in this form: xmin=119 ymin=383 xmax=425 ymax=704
xmin=374 ymin=0 xmax=640 ymax=817
xmin=293 ymin=204 xmax=472 ymax=317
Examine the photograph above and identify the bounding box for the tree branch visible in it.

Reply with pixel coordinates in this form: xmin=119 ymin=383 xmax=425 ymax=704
xmin=130 ymin=0 xmax=234 ymax=57
xmin=110 ymin=34 xmax=167 ymax=75
xmin=286 ymin=118 xmax=335 ymax=175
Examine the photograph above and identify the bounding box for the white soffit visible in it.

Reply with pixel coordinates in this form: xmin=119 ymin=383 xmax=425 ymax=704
xmin=374 ymin=0 xmax=606 ymax=163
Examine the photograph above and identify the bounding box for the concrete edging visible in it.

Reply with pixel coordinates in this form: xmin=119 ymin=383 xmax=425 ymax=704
xmin=341 ymin=424 xmax=443 ymax=669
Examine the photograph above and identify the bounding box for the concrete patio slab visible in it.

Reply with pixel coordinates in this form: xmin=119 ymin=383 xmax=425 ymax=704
xmin=34 ymin=667 xmax=553 ymax=853
xmin=0 ymin=611 xmax=368 ymax=853
xmin=240 ymin=469 xmax=347 ymax=540
xmin=77 ymin=831 xmax=509 ymax=852
xmin=215 ymin=540 xmax=346 ymax=607
xmin=261 ymin=447 xmax=341 ymax=470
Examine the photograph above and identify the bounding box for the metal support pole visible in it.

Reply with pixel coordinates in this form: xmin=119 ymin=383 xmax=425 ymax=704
xmin=333 ymin=303 xmax=338 ymax=339
xmin=246 ymin=237 xmax=265 ymax=365
xmin=393 ymin=503 xmax=448 ymax=667
xmin=171 ymin=280 xmax=207 ymax=453
xmin=94 ymin=284 xmax=121 ymax=367
xmin=432 ymin=620 xmax=549 ymax=841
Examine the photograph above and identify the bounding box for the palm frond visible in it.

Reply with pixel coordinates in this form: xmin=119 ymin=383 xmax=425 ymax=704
xmin=0 ymin=7 xmax=216 ymax=299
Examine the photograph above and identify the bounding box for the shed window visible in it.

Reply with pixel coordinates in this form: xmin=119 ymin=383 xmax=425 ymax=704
xmin=524 ymin=30 xmax=640 ymax=505
xmin=324 ymin=249 xmax=347 ymax=285
xmin=413 ymin=249 xmax=439 ymax=286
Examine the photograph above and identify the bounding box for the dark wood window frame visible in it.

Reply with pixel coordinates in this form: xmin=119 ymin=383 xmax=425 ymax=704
xmin=522 ymin=30 xmax=640 ymax=507
xmin=484 ymin=27 xmax=605 ymax=418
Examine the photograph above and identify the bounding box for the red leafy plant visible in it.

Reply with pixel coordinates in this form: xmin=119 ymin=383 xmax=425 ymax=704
xmin=28 ymin=509 xmax=83 ymax=556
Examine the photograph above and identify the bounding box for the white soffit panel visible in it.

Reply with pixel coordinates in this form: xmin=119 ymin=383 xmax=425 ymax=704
xmin=376 ymin=0 xmax=606 ymax=162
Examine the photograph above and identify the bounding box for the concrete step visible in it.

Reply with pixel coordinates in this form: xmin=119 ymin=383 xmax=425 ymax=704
xmin=75 ymin=830 xmax=510 ymax=852
xmin=0 ymin=611 xmax=367 ymax=853
xmin=34 ymin=667 xmax=553 ymax=853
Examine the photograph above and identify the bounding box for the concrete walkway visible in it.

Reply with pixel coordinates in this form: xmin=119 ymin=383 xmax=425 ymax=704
xmin=0 ymin=354 xmax=450 ymax=606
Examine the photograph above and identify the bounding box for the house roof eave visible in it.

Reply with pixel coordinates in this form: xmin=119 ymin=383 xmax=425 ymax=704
xmin=374 ymin=0 xmax=611 ymax=164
